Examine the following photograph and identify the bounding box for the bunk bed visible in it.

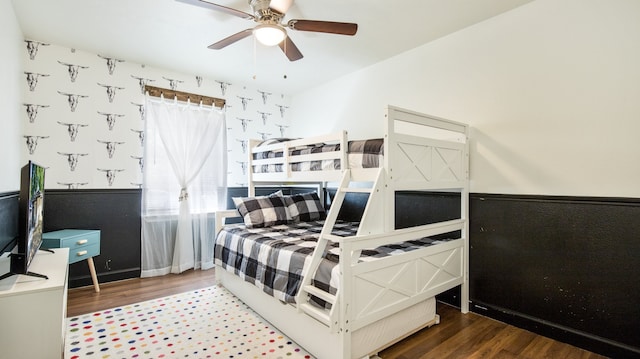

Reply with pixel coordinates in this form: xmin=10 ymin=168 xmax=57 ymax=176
xmin=214 ymin=105 xmax=470 ymax=359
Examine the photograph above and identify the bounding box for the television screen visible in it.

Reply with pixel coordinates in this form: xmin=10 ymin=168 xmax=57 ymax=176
xmin=0 ymin=194 xmax=19 ymax=254
xmin=16 ymin=161 xmax=46 ymax=273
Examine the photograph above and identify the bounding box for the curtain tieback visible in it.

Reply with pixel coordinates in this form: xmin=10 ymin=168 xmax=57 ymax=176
xmin=179 ymin=188 xmax=189 ymax=202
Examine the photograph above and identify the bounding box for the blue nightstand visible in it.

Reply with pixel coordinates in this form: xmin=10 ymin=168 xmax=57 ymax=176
xmin=42 ymin=229 xmax=101 ymax=292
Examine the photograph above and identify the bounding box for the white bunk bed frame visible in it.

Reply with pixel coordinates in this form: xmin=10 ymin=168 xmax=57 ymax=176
xmin=215 ymin=105 xmax=469 ymax=359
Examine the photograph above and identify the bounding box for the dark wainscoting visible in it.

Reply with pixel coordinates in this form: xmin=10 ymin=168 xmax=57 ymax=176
xmin=44 ymin=189 xmax=142 ymax=288
xmin=3 ymin=186 xmax=638 ymax=356
xmin=0 ymin=192 xmax=19 ymax=254
xmin=325 ymin=189 xmax=462 ymax=227
xmin=328 ymin=190 xmax=640 ymax=357
xmin=469 ymin=194 xmax=640 ymax=358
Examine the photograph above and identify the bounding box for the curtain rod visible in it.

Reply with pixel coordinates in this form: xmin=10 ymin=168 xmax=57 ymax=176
xmin=144 ymin=85 xmax=225 ymax=108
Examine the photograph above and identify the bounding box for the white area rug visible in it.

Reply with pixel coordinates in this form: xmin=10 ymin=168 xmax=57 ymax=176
xmin=65 ymin=285 xmax=312 ymax=358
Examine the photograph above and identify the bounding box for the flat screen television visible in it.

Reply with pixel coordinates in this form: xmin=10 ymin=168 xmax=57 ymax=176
xmin=0 ymin=161 xmax=48 ymax=280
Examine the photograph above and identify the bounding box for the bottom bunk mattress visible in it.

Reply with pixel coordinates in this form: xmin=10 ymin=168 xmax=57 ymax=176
xmin=214 ymin=220 xmax=456 ymax=307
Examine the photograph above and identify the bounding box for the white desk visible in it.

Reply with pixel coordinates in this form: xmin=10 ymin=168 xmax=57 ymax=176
xmin=0 ymin=248 xmax=69 ymax=359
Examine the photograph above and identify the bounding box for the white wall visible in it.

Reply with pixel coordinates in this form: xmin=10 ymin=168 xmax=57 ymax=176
xmin=0 ymin=0 xmax=23 ymax=192
xmin=290 ymin=0 xmax=640 ymax=198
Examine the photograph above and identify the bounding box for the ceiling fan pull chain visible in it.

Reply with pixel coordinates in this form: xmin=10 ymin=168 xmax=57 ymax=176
xmin=253 ymin=36 xmax=258 ymax=80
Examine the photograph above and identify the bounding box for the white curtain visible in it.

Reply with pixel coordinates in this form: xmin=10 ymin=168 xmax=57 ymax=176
xmin=141 ymin=95 xmax=227 ymax=277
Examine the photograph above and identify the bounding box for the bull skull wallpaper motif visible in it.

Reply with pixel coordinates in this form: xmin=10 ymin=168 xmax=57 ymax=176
xmin=131 ymin=129 xmax=144 ymax=147
xmin=58 ymin=91 xmax=89 ymax=112
xmin=57 ymin=121 xmax=89 ymax=141
xmin=57 ymin=182 xmax=88 ymax=189
xmin=58 ymin=152 xmax=89 ymax=171
xmin=98 ymin=111 xmax=125 ymax=131
xmin=97 ymin=140 xmax=126 ymax=158
xmin=131 ymin=102 xmax=145 ymax=121
xmin=98 ymin=54 xmax=124 ymax=75
xmin=25 ymin=40 xmax=49 ymax=60
xmin=97 ymin=168 xmax=125 ymax=186
xmin=98 ymin=83 xmax=125 ymax=103
xmin=25 ymin=71 xmax=50 ymax=91
xmin=216 ymin=80 xmax=231 ymax=95
xmin=162 ymin=76 xmax=184 ymax=91
xmin=23 ymin=103 xmax=49 ymax=123
xmin=24 ymin=135 xmax=49 ymax=154
xmin=276 ymin=104 xmax=289 ymax=118
xmin=20 ymin=42 xmax=291 ymax=189
xmin=58 ymin=61 xmax=89 ymax=82
xmin=237 ymin=96 xmax=252 ymax=111
xmin=132 ymin=75 xmax=155 ymax=94
xmin=258 ymin=90 xmax=271 ymax=105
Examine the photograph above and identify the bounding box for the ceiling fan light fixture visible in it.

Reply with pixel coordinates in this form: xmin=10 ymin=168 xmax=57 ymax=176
xmin=253 ymin=24 xmax=286 ymax=46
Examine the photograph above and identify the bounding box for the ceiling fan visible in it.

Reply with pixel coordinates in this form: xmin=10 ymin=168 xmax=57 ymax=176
xmin=177 ymin=0 xmax=358 ymax=61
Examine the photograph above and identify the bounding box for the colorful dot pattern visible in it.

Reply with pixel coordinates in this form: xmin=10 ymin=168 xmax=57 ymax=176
xmin=65 ymin=286 xmax=313 ymax=358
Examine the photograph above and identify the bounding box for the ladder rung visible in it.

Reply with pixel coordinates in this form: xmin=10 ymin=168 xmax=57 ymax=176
xmin=339 ymin=187 xmax=372 ymax=193
xmin=298 ymin=302 xmax=331 ymax=326
xmin=302 ymin=285 xmax=336 ymax=304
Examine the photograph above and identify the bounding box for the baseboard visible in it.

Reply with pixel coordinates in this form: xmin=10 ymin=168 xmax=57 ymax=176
xmin=69 ymin=268 xmax=141 ymax=289
xmin=470 ymin=300 xmax=640 ymax=358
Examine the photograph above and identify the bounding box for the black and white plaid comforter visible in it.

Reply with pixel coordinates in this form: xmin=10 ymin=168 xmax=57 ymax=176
xmin=214 ymin=220 xmax=452 ymax=308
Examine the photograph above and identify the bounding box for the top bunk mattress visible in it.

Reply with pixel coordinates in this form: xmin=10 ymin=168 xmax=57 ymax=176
xmin=252 ymin=138 xmax=383 ymax=173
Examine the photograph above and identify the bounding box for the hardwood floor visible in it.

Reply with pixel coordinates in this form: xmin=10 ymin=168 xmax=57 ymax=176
xmin=66 ymin=268 xmax=216 ymax=317
xmin=67 ymin=269 xmax=607 ymax=359
xmin=378 ymin=304 xmax=606 ymax=359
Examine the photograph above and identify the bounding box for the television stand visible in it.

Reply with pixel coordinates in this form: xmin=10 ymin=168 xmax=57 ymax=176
xmin=0 ymin=248 xmax=69 ymax=359
xmin=0 ymin=270 xmax=49 ymax=281
xmin=0 ymin=249 xmax=54 ymax=281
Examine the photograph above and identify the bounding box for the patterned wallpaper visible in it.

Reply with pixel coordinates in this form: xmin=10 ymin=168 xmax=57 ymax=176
xmin=21 ymin=40 xmax=292 ymax=189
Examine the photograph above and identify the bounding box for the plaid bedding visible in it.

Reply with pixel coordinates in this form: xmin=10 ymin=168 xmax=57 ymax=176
xmin=214 ymin=220 xmax=453 ymax=308
xmin=252 ymin=138 xmax=384 ymax=173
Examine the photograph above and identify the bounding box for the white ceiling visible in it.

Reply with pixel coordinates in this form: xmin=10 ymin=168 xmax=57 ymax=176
xmin=11 ymin=0 xmax=533 ymax=94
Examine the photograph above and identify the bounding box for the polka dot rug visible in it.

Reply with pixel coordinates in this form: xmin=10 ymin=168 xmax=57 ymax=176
xmin=65 ymin=285 xmax=313 ymax=358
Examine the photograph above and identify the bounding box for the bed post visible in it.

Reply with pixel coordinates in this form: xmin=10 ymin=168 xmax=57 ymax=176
xmin=340 ymin=236 xmax=354 ymax=359
xmin=383 ymin=107 xmax=395 ymax=232
xmin=247 ymin=139 xmax=260 ymax=196
xmin=461 ymin=126 xmax=470 ymax=314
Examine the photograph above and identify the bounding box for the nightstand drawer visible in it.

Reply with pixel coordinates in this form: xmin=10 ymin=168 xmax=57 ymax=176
xmin=68 ymin=242 xmax=100 ymax=264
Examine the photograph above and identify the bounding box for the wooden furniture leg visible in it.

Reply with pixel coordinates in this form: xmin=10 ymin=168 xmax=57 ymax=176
xmin=87 ymin=257 xmax=100 ymax=292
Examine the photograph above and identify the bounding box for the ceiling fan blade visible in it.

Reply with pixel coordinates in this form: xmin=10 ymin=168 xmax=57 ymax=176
xmin=208 ymin=29 xmax=254 ymax=49
xmin=279 ymin=36 xmax=303 ymax=61
xmin=176 ymin=0 xmax=254 ymax=20
xmin=287 ymin=19 xmax=357 ymax=35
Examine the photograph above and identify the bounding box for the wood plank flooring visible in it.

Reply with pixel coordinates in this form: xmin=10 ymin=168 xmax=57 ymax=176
xmin=67 ymin=269 xmax=607 ymax=359
xmin=66 ymin=268 xmax=216 ymax=317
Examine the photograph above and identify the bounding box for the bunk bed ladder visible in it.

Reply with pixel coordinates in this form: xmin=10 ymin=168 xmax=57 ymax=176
xmin=295 ymin=168 xmax=383 ymax=331
xmin=295 ymin=170 xmax=351 ymax=329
